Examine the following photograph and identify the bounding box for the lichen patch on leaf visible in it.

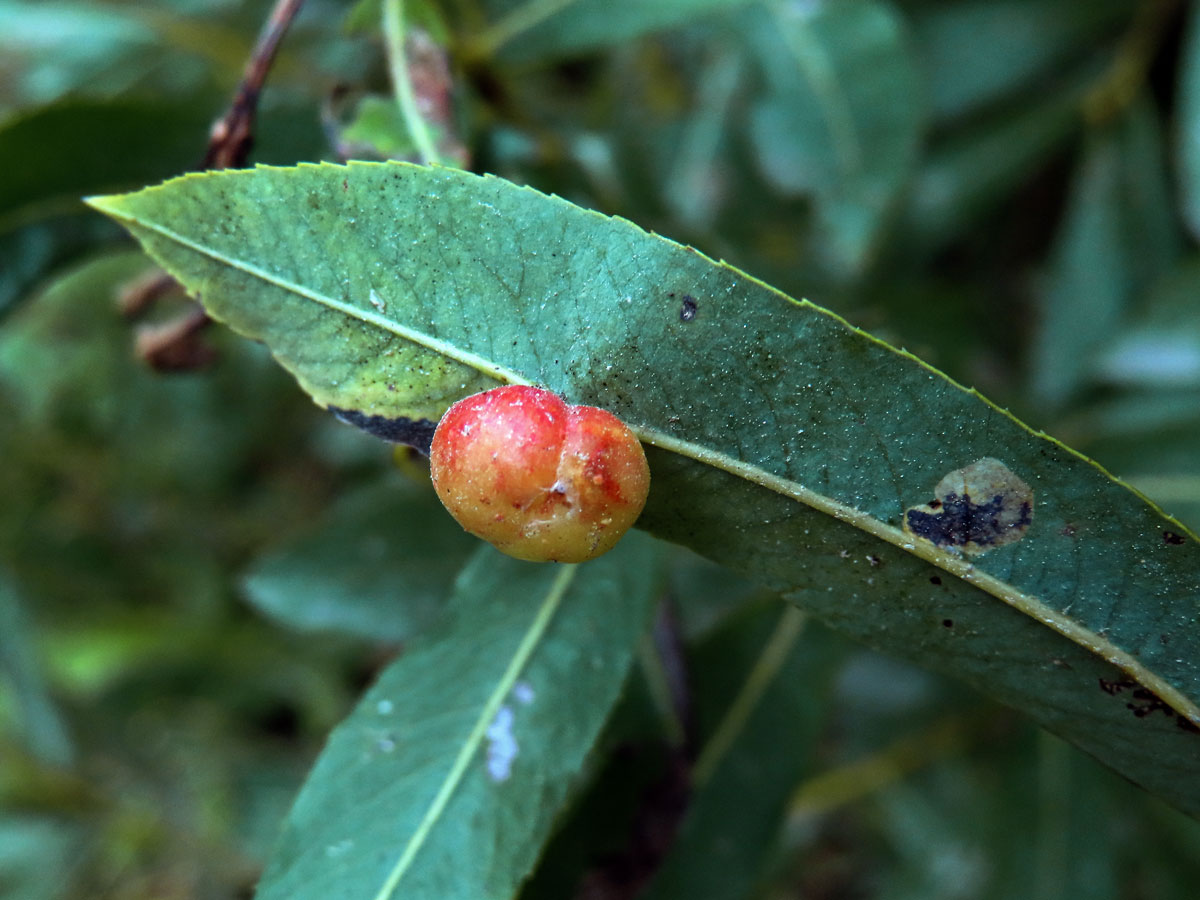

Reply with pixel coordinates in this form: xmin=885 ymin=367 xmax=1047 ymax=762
xmin=485 ymin=704 xmax=518 ymax=783
xmin=904 ymin=458 xmax=1034 ymax=555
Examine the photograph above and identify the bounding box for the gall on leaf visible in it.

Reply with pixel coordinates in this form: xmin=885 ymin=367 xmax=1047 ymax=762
xmin=429 ymin=386 xmax=650 ymax=563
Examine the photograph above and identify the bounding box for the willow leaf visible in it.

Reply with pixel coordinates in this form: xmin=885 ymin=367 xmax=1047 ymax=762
xmin=256 ymin=537 xmax=658 ymax=899
xmin=87 ymin=161 xmax=1200 ymax=817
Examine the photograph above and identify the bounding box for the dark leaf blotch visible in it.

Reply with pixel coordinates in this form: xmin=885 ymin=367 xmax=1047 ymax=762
xmin=329 ymin=406 xmax=436 ymax=455
xmin=905 ymin=492 xmax=1032 ymax=550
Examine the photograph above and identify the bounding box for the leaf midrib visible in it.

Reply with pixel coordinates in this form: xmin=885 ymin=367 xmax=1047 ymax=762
xmin=372 ymin=563 xmax=577 ymax=900
xmin=88 ymin=197 xmax=1200 ymax=727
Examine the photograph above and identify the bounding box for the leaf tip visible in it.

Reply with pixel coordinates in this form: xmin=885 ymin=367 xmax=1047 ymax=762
xmin=83 ymin=193 xmax=124 ymax=218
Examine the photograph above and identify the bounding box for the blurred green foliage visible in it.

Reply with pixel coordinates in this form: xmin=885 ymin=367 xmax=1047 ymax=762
xmin=3 ymin=0 xmax=1200 ymax=898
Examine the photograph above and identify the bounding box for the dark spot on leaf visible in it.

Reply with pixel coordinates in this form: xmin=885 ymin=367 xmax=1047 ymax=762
xmin=679 ymin=295 xmax=698 ymax=322
xmin=942 ymin=618 xmax=953 ymax=628
xmin=1163 ymin=530 xmax=1186 ymax=545
xmin=867 ymin=554 xmax=882 ymax=567
xmin=329 ymin=406 xmax=436 ymax=455
xmin=1098 ymin=677 xmax=1198 ymax=733
xmin=1061 ymin=523 xmax=1077 ymax=537
xmin=904 ymin=458 xmax=1033 ymax=555
xmin=1099 ymin=677 xmax=1131 ymax=696
xmin=929 ymin=575 xmax=942 ymax=585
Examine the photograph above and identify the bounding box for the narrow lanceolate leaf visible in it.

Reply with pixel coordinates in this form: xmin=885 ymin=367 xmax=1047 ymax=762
xmin=746 ymin=0 xmax=921 ymax=277
xmin=474 ymin=0 xmax=754 ymax=62
xmin=0 ymin=98 xmax=213 ymax=318
xmin=241 ymin=476 xmax=476 ymax=642
xmin=641 ymin=605 xmax=839 ymax=900
xmin=1178 ymin=2 xmax=1200 ymax=242
xmin=0 ymin=570 xmax=73 ymax=766
xmin=255 ymin=537 xmax=659 ymax=900
xmin=89 ymin=161 xmax=1200 ymax=817
xmin=1031 ymin=98 xmax=1180 ymax=411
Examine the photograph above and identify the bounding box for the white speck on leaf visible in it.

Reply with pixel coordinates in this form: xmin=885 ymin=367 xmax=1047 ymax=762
xmin=513 ymin=681 xmax=535 ymax=705
xmin=376 ymin=699 xmax=394 ymax=715
xmin=485 ymin=705 xmax=518 ymax=782
xmin=369 ymin=289 xmax=386 ymax=312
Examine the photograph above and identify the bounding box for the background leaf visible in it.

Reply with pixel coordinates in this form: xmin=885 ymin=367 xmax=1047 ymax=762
xmin=1178 ymin=1 xmax=1200 ymax=243
xmin=745 ymin=0 xmax=922 ymax=277
xmin=910 ymin=0 xmax=1128 ymax=122
xmin=0 ymin=570 xmax=72 ymax=767
xmin=241 ymin=472 xmax=476 ymax=641
xmin=896 ymin=67 xmax=1089 ymax=258
xmin=474 ymin=0 xmax=755 ymax=62
xmin=639 ymin=603 xmax=840 ymax=900
xmin=255 ymin=536 xmax=660 ymax=900
xmin=0 ymin=99 xmax=212 ymax=319
xmin=1029 ymin=96 xmax=1181 ymax=411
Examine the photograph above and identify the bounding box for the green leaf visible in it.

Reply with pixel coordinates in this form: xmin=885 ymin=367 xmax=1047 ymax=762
xmin=640 ymin=603 xmax=839 ymax=900
xmin=0 ymin=99 xmax=212 ymax=221
xmin=863 ymin=728 xmax=1199 ymax=900
xmin=1062 ymin=259 xmax=1200 ymax=535
xmin=660 ymin=46 xmax=743 ymax=234
xmin=745 ymin=0 xmax=922 ymax=277
xmin=898 ymin=67 xmax=1089 ymax=256
xmin=0 ymin=98 xmax=214 ymax=317
xmin=668 ymin=549 xmax=768 ymax=639
xmin=0 ymin=251 xmax=148 ymax=429
xmin=0 ymin=214 xmax=119 ymax=322
xmin=473 ymin=0 xmax=754 ymax=62
xmin=0 ymin=0 xmax=155 ymax=111
xmin=254 ymin=537 xmax=659 ymax=900
xmin=911 ymin=0 xmax=1129 ymax=122
xmin=0 ymin=816 xmax=80 ymax=900
xmin=1030 ymin=97 xmax=1182 ymax=411
xmin=1178 ymin=1 xmax=1200 ymax=243
xmin=336 ymin=95 xmax=421 ymax=161
xmin=1093 ymin=257 xmax=1200 ymax=391
xmin=241 ymin=474 xmax=476 ymax=641
xmin=0 ymin=571 xmax=72 ymax=767
xmin=89 ymin=161 xmax=1200 ymax=818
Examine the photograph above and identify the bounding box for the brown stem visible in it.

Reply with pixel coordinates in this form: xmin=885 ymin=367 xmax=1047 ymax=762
xmin=118 ymin=269 xmax=180 ymax=319
xmin=135 ymin=304 xmax=216 ymax=372
xmin=133 ymin=0 xmax=306 ymax=370
xmin=202 ymin=0 xmax=308 ymax=170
